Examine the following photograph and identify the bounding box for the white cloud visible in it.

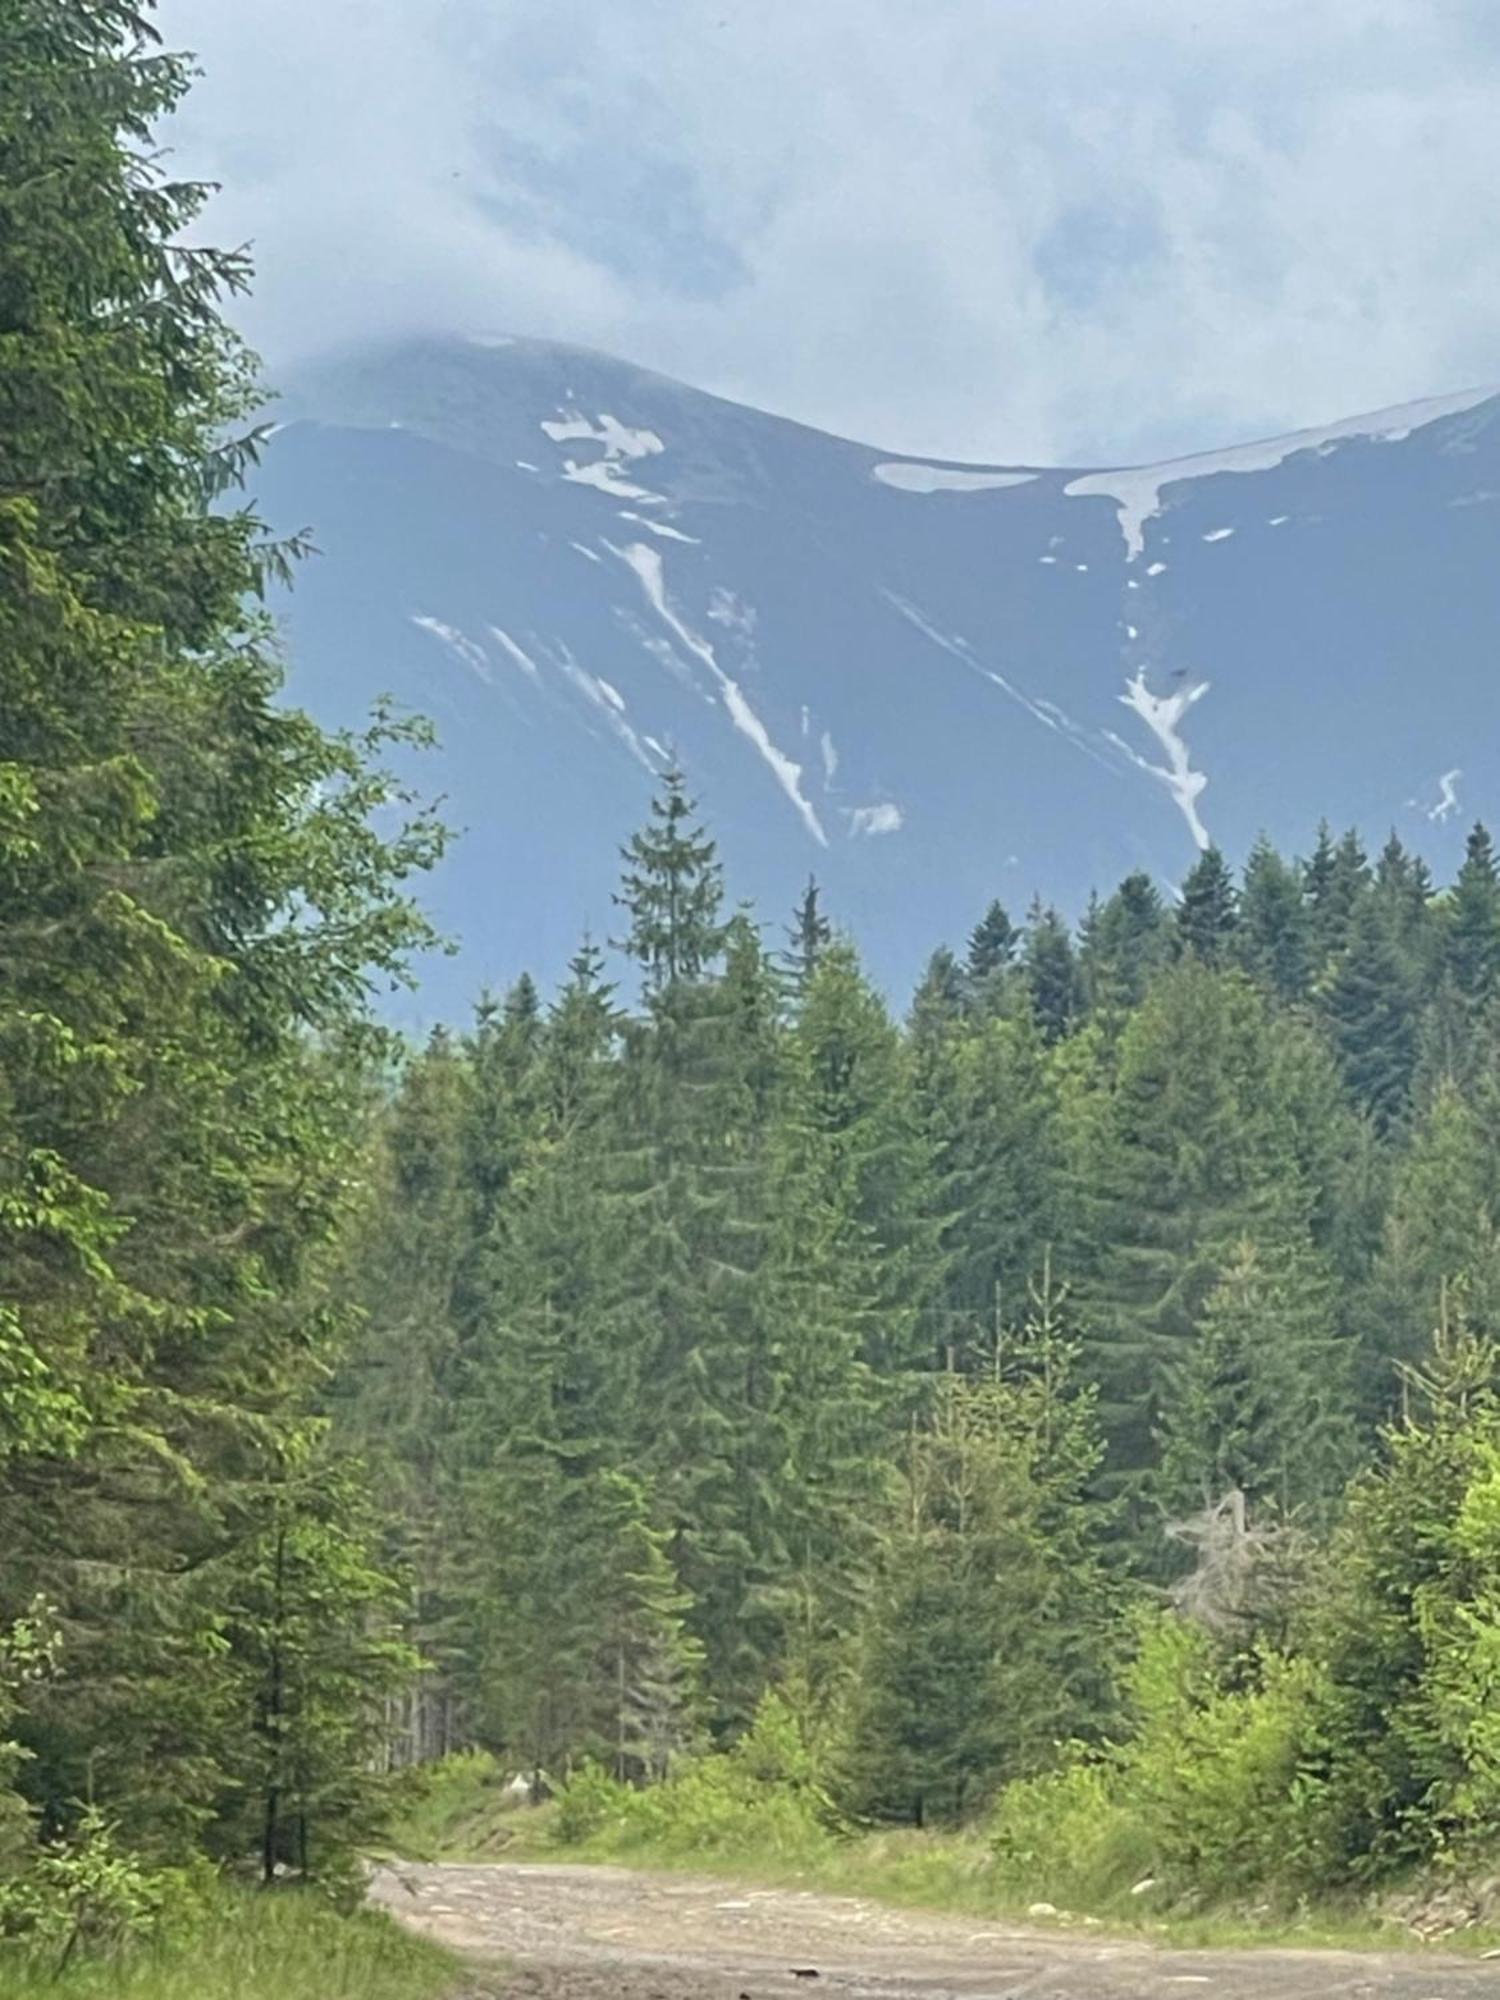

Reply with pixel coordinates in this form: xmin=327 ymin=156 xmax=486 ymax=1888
xmin=158 ymin=0 xmax=1500 ymax=463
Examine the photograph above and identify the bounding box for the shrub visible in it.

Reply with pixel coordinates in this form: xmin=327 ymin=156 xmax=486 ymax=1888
xmin=990 ymin=1757 xmax=1152 ymax=1908
xmin=553 ymin=1692 xmax=835 ymax=1862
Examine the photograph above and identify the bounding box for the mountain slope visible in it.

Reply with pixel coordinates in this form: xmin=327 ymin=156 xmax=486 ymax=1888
xmin=252 ymin=336 xmax=1500 ymax=1015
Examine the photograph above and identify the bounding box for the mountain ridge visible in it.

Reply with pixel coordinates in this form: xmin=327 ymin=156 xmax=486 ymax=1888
xmin=249 ymin=334 xmax=1500 ymax=1017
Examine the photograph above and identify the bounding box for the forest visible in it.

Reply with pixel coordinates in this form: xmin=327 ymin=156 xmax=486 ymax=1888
xmin=7 ymin=2 xmax=1500 ymax=1990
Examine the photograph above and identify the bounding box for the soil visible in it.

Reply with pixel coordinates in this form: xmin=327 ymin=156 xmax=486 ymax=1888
xmin=371 ymin=1859 xmax=1500 ymax=1998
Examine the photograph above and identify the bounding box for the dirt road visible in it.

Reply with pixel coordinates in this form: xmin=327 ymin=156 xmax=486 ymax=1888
xmin=371 ymin=1859 xmax=1500 ymax=1998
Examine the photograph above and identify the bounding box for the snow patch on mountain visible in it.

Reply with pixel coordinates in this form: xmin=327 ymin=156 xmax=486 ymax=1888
xmin=883 ymin=591 xmax=1111 ymax=770
xmin=541 ymin=413 xmax=665 ymax=460
xmin=609 ymin=540 xmax=827 ymax=846
xmin=561 ymin=459 xmax=663 ymax=501
xmin=620 ymin=510 xmax=699 ymax=543
xmin=1066 ymin=385 xmax=1499 ymax=559
xmin=542 ymin=409 xmax=668 ymax=505
xmin=872 ymin=462 xmax=1036 ymax=494
xmin=541 ymin=637 xmax=658 ymax=772
xmin=1108 ymin=671 xmax=1211 ymax=849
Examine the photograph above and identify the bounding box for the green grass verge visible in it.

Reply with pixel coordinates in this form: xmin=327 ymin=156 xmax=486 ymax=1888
xmin=389 ymin=1751 xmax=1500 ymax=1960
xmin=0 ymin=1885 xmax=483 ymax=2000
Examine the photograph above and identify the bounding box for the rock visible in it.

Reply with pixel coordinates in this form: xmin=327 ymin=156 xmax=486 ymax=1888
xmin=1027 ymin=1901 xmax=1059 ymax=1919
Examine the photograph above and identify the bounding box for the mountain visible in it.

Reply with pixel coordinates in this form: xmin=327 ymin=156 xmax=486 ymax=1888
xmin=251 ymin=336 xmax=1500 ymax=1017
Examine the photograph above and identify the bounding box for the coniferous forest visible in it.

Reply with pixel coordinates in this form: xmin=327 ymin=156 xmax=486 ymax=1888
xmin=9 ymin=3 xmax=1500 ymax=1987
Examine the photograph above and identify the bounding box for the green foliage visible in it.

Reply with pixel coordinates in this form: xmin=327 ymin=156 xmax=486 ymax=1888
xmin=0 ymin=0 xmax=437 ymax=1895
xmin=989 ymin=1760 xmax=1151 ymax=1908
xmin=552 ymin=1692 xmax=834 ymax=1863
xmin=837 ymin=1277 xmax=1118 ymax=1827
xmin=0 ymin=1887 xmax=456 ymax=2000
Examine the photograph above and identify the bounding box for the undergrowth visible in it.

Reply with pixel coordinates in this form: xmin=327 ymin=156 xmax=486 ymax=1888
xmin=393 ymin=1686 xmax=1500 ymax=1959
xmin=0 ymin=1885 xmax=467 ymax=2000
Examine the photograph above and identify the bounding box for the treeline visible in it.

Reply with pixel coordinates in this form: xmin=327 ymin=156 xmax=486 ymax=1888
xmin=343 ymin=778 xmax=1500 ymax=1876
xmin=0 ymin=0 xmax=445 ymax=1935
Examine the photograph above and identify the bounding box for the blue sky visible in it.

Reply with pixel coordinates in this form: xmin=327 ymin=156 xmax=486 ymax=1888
xmin=157 ymin=0 xmax=1500 ymax=464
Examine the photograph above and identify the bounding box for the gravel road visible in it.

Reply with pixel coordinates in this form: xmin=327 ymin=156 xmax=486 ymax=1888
xmin=371 ymin=1859 xmax=1500 ymax=1998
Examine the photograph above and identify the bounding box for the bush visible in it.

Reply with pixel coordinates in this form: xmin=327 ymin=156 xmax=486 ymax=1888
xmin=1116 ymin=1618 xmax=1330 ymax=1899
xmin=553 ymin=1692 xmax=835 ymax=1863
xmin=990 ymin=1758 xmax=1152 ymax=1909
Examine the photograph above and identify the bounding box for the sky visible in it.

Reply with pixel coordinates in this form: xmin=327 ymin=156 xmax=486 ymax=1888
xmin=155 ymin=0 xmax=1500 ymax=466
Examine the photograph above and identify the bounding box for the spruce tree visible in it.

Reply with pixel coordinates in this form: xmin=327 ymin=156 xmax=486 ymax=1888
xmin=1237 ymin=837 xmax=1313 ymax=1002
xmin=1021 ymin=901 xmax=1079 ymax=1043
xmin=1083 ymin=964 xmax=1320 ymax=1538
xmin=838 ymin=1278 xmax=1114 ymax=1825
xmin=0 ymin=0 xmax=439 ymax=1857
xmin=1175 ymin=846 xmax=1238 ymax=963
xmin=1444 ymin=822 xmax=1500 ymax=1009
xmin=783 ymin=876 xmax=833 ymax=1004
xmin=615 ymin=767 xmax=727 ymax=990
xmin=1081 ymin=871 xmax=1172 ymax=1021
xmin=1320 ymin=897 xmax=1421 ymax=1132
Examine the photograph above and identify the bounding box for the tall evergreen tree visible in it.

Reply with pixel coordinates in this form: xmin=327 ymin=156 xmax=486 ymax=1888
xmin=1081 ymin=871 xmax=1172 ymax=1021
xmin=783 ymin=875 xmax=833 ymax=1003
xmin=1320 ymin=897 xmax=1421 ymax=1132
xmin=0 ymin=0 xmax=440 ymax=1863
xmin=1237 ymin=837 xmax=1313 ymax=1002
xmin=1175 ymin=846 xmax=1238 ymax=963
xmin=1444 ymin=822 xmax=1500 ymax=1008
xmin=1021 ymin=901 xmax=1079 ymax=1044
xmin=837 ymin=1278 xmax=1114 ymax=1825
xmin=615 ymin=768 xmax=727 ymax=990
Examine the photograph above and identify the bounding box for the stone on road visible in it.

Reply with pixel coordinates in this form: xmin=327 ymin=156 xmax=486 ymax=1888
xmin=370 ymin=1859 xmax=1499 ymax=1998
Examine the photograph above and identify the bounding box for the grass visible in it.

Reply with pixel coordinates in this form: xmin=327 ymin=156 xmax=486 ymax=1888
xmin=389 ymin=1750 xmax=1500 ymax=1961
xmin=387 ymin=1749 xmax=527 ymax=1863
xmin=0 ymin=1885 xmax=487 ymax=2000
